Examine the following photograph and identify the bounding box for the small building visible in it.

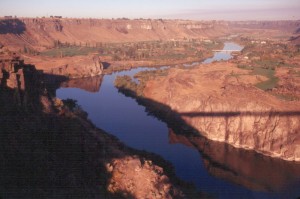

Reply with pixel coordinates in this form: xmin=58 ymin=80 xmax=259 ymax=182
xmin=50 ymin=16 xmax=62 ymax=19
xmin=204 ymin=39 xmax=212 ymax=43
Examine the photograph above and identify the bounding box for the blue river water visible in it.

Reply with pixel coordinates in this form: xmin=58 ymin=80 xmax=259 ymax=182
xmin=57 ymin=43 xmax=300 ymax=199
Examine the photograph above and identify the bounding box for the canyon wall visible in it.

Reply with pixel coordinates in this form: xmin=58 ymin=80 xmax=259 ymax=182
xmin=41 ymin=55 xmax=104 ymax=78
xmin=1 ymin=18 xmax=299 ymax=52
xmin=0 ymin=18 xmax=230 ymax=50
xmin=117 ymin=63 xmax=300 ymax=161
xmin=229 ymin=20 xmax=300 ymax=33
xmin=0 ymin=56 xmax=203 ymax=199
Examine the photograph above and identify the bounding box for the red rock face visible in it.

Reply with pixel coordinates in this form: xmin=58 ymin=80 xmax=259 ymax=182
xmin=0 ymin=18 xmax=230 ymax=51
xmin=142 ymin=63 xmax=300 ymax=161
xmin=106 ymin=156 xmax=181 ymax=198
xmin=43 ymin=55 xmax=103 ymax=78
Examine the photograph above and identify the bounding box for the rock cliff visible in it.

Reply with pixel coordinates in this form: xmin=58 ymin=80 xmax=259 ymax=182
xmin=0 ymin=18 xmax=229 ymax=50
xmin=1 ymin=18 xmax=299 ymax=51
xmin=0 ymin=57 xmax=203 ymax=198
xmin=42 ymin=55 xmax=104 ymax=78
xmin=116 ymin=62 xmax=300 ymax=161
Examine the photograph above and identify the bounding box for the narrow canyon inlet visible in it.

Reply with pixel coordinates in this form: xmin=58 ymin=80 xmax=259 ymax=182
xmin=57 ymin=43 xmax=300 ymax=199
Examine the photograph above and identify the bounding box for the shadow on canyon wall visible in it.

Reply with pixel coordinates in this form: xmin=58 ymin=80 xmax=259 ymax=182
xmin=102 ymin=62 xmax=111 ymax=70
xmin=0 ymin=19 xmax=26 ymax=34
xmin=0 ymin=73 xmax=202 ymax=198
xmin=116 ymin=86 xmax=300 ymax=197
xmin=0 ymin=73 xmax=132 ymax=198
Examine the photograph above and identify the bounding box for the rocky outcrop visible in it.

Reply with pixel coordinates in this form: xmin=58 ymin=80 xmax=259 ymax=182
xmin=0 ymin=54 xmax=44 ymax=107
xmin=43 ymin=55 xmax=103 ymax=78
xmin=117 ymin=62 xmax=300 ymax=161
xmin=106 ymin=156 xmax=184 ymax=198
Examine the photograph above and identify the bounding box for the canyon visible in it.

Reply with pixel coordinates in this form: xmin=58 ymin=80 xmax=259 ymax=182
xmin=0 ymin=56 xmax=205 ymax=198
xmin=116 ymin=61 xmax=300 ymax=161
xmin=1 ymin=18 xmax=299 ymax=78
xmin=1 ymin=17 xmax=300 ymax=198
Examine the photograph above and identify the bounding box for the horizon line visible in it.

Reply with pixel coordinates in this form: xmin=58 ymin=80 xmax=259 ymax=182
xmin=1 ymin=16 xmax=299 ymax=22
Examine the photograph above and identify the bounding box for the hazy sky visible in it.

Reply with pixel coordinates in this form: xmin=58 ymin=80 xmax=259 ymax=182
xmin=1 ymin=0 xmax=299 ymax=20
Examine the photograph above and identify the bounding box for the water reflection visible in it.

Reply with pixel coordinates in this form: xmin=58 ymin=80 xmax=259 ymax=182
xmin=56 ymin=42 xmax=300 ymax=198
xmin=169 ymin=129 xmax=300 ymax=197
xmin=202 ymin=42 xmax=243 ymax=64
xmin=60 ymin=75 xmax=103 ymax=93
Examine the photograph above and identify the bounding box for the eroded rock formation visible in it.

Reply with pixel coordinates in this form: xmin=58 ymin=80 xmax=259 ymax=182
xmin=117 ymin=62 xmax=300 ymax=161
xmin=0 ymin=18 xmax=230 ymax=51
xmin=43 ymin=55 xmax=103 ymax=78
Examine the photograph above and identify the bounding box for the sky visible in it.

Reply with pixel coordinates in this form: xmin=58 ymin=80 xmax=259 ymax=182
xmin=0 ymin=0 xmax=299 ymax=20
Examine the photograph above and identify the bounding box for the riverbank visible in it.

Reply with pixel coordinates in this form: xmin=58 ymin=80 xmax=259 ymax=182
xmin=114 ymin=61 xmax=300 ymax=162
xmin=0 ymin=61 xmax=206 ymax=198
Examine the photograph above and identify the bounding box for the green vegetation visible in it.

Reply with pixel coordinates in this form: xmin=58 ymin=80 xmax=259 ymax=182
xmin=237 ymin=64 xmax=278 ymax=91
xmin=115 ymin=75 xmax=142 ymax=96
xmin=237 ymin=64 xmax=253 ymax=70
xmin=252 ymin=67 xmax=278 ymax=90
xmin=272 ymin=93 xmax=299 ymax=101
xmin=114 ymin=69 xmax=169 ymax=98
xmin=235 ymin=41 xmax=300 ymax=91
xmin=62 ymin=98 xmax=80 ymax=111
xmin=21 ymin=46 xmax=40 ymax=55
xmin=40 ymin=46 xmax=97 ymax=57
xmin=40 ymin=39 xmax=222 ymax=62
xmin=134 ymin=69 xmax=169 ymax=80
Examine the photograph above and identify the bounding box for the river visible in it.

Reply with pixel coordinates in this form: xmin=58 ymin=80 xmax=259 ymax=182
xmin=57 ymin=42 xmax=300 ymax=199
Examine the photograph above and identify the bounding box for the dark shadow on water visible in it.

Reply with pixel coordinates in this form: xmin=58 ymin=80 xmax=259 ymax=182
xmin=0 ymin=19 xmax=26 ymax=34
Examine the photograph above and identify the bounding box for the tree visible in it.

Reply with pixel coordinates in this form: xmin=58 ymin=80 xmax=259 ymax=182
xmin=23 ymin=46 xmax=28 ymax=53
xmin=62 ymin=98 xmax=79 ymax=111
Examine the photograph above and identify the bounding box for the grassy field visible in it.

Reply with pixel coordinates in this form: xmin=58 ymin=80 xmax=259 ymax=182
xmin=251 ymin=67 xmax=278 ymax=90
xmin=40 ymin=46 xmax=98 ymax=57
xmin=40 ymin=40 xmax=222 ymax=62
xmin=237 ymin=65 xmax=278 ymax=91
